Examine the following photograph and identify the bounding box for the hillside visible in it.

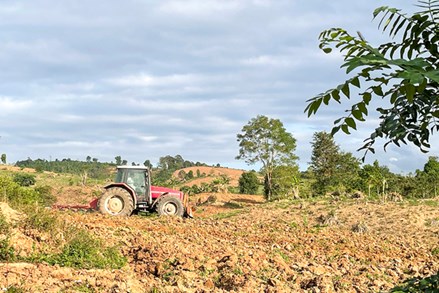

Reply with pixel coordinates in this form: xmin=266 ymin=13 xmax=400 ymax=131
xmin=0 ymin=167 xmax=438 ymax=292
xmin=172 ymin=166 xmax=245 ymax=187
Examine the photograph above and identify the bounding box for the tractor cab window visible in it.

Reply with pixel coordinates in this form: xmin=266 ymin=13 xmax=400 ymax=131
xmin=126 ymin=170 xmax=147 ymax=195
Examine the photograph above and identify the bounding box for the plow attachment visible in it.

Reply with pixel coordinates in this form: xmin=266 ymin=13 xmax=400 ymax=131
xmin=52 ymin=198 xmax=98 ymax=212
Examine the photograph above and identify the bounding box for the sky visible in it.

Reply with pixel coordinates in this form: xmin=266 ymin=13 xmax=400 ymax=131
xmin=0 ymin=0 xmax=435 ymax=174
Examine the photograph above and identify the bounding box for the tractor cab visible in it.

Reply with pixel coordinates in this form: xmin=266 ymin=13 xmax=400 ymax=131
xmin=114 ymin=166 xmax=151 ymax=203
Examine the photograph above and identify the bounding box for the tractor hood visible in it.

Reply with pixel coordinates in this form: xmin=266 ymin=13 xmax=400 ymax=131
xmin=151 ymin=185 xmax=184 ymax=200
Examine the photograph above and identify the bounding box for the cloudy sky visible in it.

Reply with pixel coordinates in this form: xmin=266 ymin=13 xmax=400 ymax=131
xmin=0 ymin=0 xmax=434 ymax=173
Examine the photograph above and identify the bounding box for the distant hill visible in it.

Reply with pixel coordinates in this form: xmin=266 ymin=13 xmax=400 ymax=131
xmin=172 ymin=166 xmax=245 ymax=187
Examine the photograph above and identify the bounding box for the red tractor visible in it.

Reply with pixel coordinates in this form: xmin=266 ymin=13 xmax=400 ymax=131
xmin=96 ymin=166 xmax=192 ymax=217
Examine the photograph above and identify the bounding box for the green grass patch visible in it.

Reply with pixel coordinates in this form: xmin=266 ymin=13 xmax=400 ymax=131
xmin=42 ymin=229 xmax=126 ymax=269
xmin=3 ymin=286 xmax=25 ymax=293
xmin=406 ymin=199 xmax=439 ymax=207
xmin=223 ymin=201 xmax=243 ymax=209
xmin=0 ymin=238 xmax=16 ymax=262
xmin=391 ymin=273 xmax=439 ymax=292
xmin=22 ymin=206 xmax=59 ymax=233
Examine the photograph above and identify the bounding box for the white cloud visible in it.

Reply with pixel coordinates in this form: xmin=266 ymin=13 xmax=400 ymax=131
xmin=108 ymin=73 xmax=203 ymax=88
xmin=0 ymin=97 xmax=32 ymax=112
xmin=241 ymin=55 xmax=300 ymax=68
xmin=159 ymin=0 xmax=243 ymax=17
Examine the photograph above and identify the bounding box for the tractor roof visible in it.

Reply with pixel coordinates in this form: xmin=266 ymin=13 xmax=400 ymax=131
xmin=116 ymin=166 xmax=149 ymax=170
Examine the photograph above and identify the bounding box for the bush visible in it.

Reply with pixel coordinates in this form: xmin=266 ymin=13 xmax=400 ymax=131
xmin=268 ymin=166 xmax=300 ymax=200
xmin=0 ymin=214 xmax=10 ymax=234
xmin=22 ymin=206 xmax=58 ymax=233
xmin=238 ymin=171 xmax=259 ymax=194
xmin=0 ymin=176 xmax=54 ymax=208
xmin=46 ymin=229 xmax=126 ymax=269
xmin=13 ymin=173 xmax=36 ymax=187
xmin=34 ymin=185 xmax=56 ymax=206
xmin=0 ymin=238 xmax=15 ymax=262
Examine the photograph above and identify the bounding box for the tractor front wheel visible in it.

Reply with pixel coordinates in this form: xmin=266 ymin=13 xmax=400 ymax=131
xmin=98 ymin=187 xmax=134 ymax=216
xmin=156 ymin=196 xmax=184 ymax=217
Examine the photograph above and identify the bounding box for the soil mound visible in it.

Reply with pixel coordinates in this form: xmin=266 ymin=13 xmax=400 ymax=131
xmin=0 ymin=202 xmax=23 ymax=223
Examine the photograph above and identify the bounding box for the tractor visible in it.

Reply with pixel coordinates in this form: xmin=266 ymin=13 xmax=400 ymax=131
xmin=97 ymin=166 xmax=192 ymax=217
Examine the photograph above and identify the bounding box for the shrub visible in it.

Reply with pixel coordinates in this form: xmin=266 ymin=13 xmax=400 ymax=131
xmin=47 ymin=229 xmax=126 ymax=269
xmin=238 ymin=171 xmax=259 ymax=194
xmin=0 ymin=176 xmax=55 ymax=208
xmin=34 ymin=185 xmax=56 ymax=206
xmin=0 ymin=238 xmax=15 ymax=262
xmin=22 ymin=206 xmax=58 ymax=233
xmin=13 ymin=173 xmax=36 ymax=187
xmin=0 ymin=214 xmax=10 ymax=234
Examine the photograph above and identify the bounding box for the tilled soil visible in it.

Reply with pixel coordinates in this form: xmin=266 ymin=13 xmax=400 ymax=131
xmin=1 ymin=195 xmax=438 ymax=292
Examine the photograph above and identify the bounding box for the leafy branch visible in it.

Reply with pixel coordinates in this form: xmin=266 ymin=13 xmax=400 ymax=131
xmin=306 ymin=0 xmax=439 ymax=159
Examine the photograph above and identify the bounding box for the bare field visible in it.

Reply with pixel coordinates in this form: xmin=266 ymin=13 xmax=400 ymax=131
xmin=1 ymin=192 xmax=438 ymax=292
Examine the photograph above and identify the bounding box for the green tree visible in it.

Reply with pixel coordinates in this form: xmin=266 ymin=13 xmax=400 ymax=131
xmin=270 ymin=165 xmax=300 ymax=199
xmin=86 ymin=156 xmax=91 ymax=163
xmin=335 ymin=152 xmax=362 ymax=192
xmin=115 ymin=156 xmax=122 ymax=165
xmin=236 ymin=115 xmax=298 ymax=200
xmin=421 ymin=156 xmax=439 ymax=196
xmin=309 ymin=132 xmax=340 ymax=195
xmin=1 ymin=154 xmax=5 ymax=164
xmin=310 ymin=132 xmax=361 ymax=195
xmin=359 ymin=160 xmax=395 ymax=198
xmin=238 ymin=171 xmax=260 ymax=194
xmin=306 ymin=1 xmax=439 ymax=156
xmin=186 ymin=170 xmax=194 ymax=180
xmin=143 ymin=159 xmax=152 ymax=169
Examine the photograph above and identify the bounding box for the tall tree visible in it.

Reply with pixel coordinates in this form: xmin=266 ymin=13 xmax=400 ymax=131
xmin=310 ymin=132 xmax=361 ymax=195
xmin=422 ymin=156 xmax=439 ymax=196
xmin=115 ymin=156 xmax=122 ymax=165
xmin=309 ymin=132 xmax=341 ymax=195
xmin=1 ymin=154 xmax=6 ymax=164
xmin=236 ymin=115 xmax=298 ymax=200
xmin=306 ymin=1 xmax=439 ymax=157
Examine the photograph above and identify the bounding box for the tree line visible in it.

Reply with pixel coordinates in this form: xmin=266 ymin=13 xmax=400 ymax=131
xmin=13 ymin=155 xmax=212 ymax=185
xmin=236 ymin=115 xmax=439 ymax=201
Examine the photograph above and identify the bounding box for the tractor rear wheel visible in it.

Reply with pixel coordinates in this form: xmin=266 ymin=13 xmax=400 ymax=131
xmin=156 ymin=196 xmax=184 ymax=217
xmin=98 ymin=187 xmax=134 ymax=216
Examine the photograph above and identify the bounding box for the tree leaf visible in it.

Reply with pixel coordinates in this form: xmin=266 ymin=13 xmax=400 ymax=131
xmin=351 ymin=76 xmax=361 ymax=88
xmin=332 ymin=90 xmax=341 ymax=103
xmin=331 ymin=126 xmax=340 ymax=136
xmin=372 ymin=86 xmax=384 ymax=96
xmin=352 ymin=110 xmax=364 ymax=121
xmin=345 ymin=117 xmax=357 ymax=130
xmin=404 ymin=84 xmax=416 ymax=103
xmin=323 ymin=94 xmax=331 ymax=105
xmin=341 ymin=83 xmax=350 ymax=98
xmin=362 ymin=92 xmax=372 ymax=104
xmin=341 ymin=124 xmax=351 ymax=134
xmin=358 ymin=102 xmax=368 ymax=115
